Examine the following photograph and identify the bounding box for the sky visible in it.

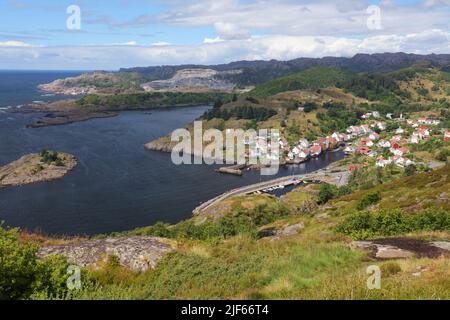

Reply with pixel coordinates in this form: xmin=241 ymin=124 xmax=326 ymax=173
xmin=0 ymin=0 xmax=449 ymax=70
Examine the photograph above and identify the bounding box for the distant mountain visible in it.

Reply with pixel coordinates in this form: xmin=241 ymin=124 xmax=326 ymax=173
xmin=120 ymin=53 xmax=450 ymax=86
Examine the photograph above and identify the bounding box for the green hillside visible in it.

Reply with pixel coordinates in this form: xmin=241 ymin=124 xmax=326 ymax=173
xmin=249 ymin=67 xmax=350 ymax=98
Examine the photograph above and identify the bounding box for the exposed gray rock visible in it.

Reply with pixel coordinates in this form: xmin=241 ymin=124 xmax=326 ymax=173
xmin=412 ymin=265 xmax=429 ymax=277
xmin=280 ymin=222 xmax=305 ymax=236
xmin=375 ymin=246 xmax=414 ymax=259
xmin=38 ymin=236 xmax=173 ymax=272
xmin=141 ymin=68 xmax=240 ymax=92
xmin=431 ymin=241 xmax=450 ymax=252
xmin=258 ymin=222 xmax=305 ymax=240
xmin=352 ymin=241 xmax=415 ymax=259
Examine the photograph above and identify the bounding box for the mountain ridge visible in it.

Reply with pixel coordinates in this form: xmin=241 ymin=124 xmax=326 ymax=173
xmin=120 ymin=52 xmax=450 ymax=85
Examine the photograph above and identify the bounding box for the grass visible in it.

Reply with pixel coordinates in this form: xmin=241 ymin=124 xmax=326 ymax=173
xmin=300 ymin=258 xmax=450 ymax=300
xmin=333 ymin=165 xmax=450 ymax=213
xmin=73 ymin=236 xmax=364 ymax=300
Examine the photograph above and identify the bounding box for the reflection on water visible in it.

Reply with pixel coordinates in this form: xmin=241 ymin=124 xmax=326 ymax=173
xmin=0 ymin=108 xmax=344 ymax=235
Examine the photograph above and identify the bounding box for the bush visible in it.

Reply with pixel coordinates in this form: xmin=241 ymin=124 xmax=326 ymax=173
xmin=0 ymin=227 xmax=73 ymax=300
xmin=317 ymin=184 xmax=337 ymax=205
xmin=435 ymin=149 xmax=449 ymax=162
xmin=133 ymin=202 xmax=290 ymax=242
xmin=40 ymin=150 xmax=59 ymax=164
xmin=404 ymin=164 xmax=417 ymax=177
xmin=356 ymin=191 xmax=381 ymax=210
xmin=0 ymin=228 xmax=38 ymax=300
xmin=336 ymin=208 xmax=450 ymax=240
xmin=31 ymin=255 xmax=73 ymax=299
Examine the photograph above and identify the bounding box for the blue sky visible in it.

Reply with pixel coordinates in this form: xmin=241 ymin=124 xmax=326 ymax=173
xmin=0 ymin=0 xmax=448 ymax=70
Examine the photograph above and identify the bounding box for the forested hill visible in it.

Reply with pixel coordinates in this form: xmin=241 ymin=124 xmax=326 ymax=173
xmin=120 ymin=53 xmax=450 ymax=86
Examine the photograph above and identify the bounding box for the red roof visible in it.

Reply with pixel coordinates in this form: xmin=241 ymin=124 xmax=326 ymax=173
xmin=358 ymin=147 xmax=370 ymax=154
xmin=310 ymin=145 xmax=322 ymax=154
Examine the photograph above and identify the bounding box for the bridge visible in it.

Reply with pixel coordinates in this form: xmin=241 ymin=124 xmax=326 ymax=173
xmin=193 ymin=169 xmax=347 ymax=216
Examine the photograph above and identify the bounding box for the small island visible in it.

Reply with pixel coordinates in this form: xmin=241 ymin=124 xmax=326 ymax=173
xmin=0 ymin=150 xmax=77 ymax=187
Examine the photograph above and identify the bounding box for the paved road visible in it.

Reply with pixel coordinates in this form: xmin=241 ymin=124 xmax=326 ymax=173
xmin=193 ymin=169 xmax=344 ymax=215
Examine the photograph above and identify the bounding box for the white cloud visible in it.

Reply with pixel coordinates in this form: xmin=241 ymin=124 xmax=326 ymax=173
xmin=203 ymin=37 xmax=225 ymax=44
xmin=423 ymin=0 xmax=450 ymax=7
xmin=159 ymin=0 xmax=450 ymax=37
xmin=0 ymin=40 xmax=35 ymax=47
xmin=1 ymin=29 xmax=448 ymax=70
xmin=151 ymin=41 xmax=171 ymax=46
xmin=214 ymin=22 xmax=251 ymax=40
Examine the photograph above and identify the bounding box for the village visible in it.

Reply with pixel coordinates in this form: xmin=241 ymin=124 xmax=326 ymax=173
xmin=247 ymin=111 xmax=450 ymax=171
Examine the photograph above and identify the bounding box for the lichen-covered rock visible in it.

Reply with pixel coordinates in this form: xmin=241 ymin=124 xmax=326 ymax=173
xmin=38 ymin=236 xmax=173 ymax=272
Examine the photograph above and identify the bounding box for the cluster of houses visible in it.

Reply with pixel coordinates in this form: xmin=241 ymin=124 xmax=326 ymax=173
xmin=282 ymin=121 xmax=391 ymax=164
xmin=244 ymin=114 xmax=448 ymax=168
xmin=337 ymin=120 xmax=417 ymax=168
xmin=357 ymin=116 xmax=448 ymax=169
xmin=404 ymin=116 xmax=450 ymax=144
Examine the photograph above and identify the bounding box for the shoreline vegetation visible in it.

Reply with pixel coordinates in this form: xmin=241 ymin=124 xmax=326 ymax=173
xmin=22 ymin=92 xmax=231 ymax=128
xmin=0 ymin=150 xmax=77 ymax=188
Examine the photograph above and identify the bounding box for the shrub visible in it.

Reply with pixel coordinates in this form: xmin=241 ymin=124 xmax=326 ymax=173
xmin=317 ymin=184 xmax=337 ymax=205
xmin=404 ymin=164 xmax=417 ymax=177
xmin=336 ymin=208 xmax=450 ymax=240
xmin=0 ymin=228 xmax=38 ymax=300
xmin=435 ymin=149 xmax=449 ymax=162
xmin=356 ymin=191 xmax=381 ymax=210
xmin=31 ymin=255 xmax=73 ymax=299
xmin=0 ymin=227 xmax=73 ymax=300
xmin=336 ymin=185 xmax=353 ymax=197
xmin=133 ymin=202 xmax=290 ymax=242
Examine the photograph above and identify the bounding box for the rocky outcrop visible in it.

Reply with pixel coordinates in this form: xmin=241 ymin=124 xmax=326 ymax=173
xmin=352 ymin=238 xmax=450 ymax=260
xmin=259 ymin=222 xmax=305 ymax=239
xmin=0 ymin=152 xmax=77 ymax=187
xmin=38 ymin=236 xmax=174 ymax=273
xmin=141 ymin=68 xmax=240 ymax=92
xmin=38 ymin=72 xmax=139 ymax=95
xmin=144 ymin=138 xmax=176 ymax=153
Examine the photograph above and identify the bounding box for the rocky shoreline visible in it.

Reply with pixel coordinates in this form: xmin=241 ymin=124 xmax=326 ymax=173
xmin=144 ymin=137 xmax=177 ymax=153
xmin=0 ymin=152 xmax=77 ymax=187
xmin=26 ymin=110 xmax=117 ymax=128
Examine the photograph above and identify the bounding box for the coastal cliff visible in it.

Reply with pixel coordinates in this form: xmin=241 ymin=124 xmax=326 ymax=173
xmin=0 ymin=151 xmax=77 ymax=187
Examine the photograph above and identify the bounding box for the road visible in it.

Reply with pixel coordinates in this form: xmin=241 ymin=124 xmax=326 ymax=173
xmin=193 ymin=168 xmax=346 ymax=215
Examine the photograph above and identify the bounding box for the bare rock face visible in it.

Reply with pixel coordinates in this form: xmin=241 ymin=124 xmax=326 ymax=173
xmin=38 ymin=237 xmax=173 ymax=273
xmin=431 ymin=241 xmax=450 ymax=252
xmin=352 ymin=238 xmax=450 ymax=260
xmin=258 ymin=222 xmax=305 ymax=239
xmin=141 ymin=68 xmax=240 ymax=92
xmin=352 ymin=241 xmax=415 ymax=259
